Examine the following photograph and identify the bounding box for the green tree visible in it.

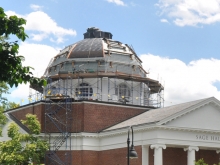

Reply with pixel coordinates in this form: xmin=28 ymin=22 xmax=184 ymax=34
xmin=0 ymin=81 xmax=9 ymax=104
xmin=0 ymin=81 xmax=13 ymax=136
xmin=0 ymin=114 xmax=48 ymax=165
xmin=0 ymin=100 xmax=20 ymax=129
xmin=0 ymin=7 xmax=46 ymax=87
xmin=0 ymin=107 xmax=6 ymax=136
xmin=195 ymin=159 xmax=208 ymax=165
xmin=4 ymin=101 xmax=20 ymax=110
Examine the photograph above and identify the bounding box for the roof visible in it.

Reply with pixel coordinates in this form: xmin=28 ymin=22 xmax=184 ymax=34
xmin=104 ymin=97 xmax=214 ymax=131
xmin=68 ymin=38 xmax=104 ymax=58
xmin=43 ymin=28 xmax=145 ymax=78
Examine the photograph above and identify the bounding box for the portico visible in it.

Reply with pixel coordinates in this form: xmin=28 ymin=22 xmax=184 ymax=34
xmin=39 ymin=97 xmax=217 ymax=165
xmin=102 ymin=97 xmax=220 ymax=165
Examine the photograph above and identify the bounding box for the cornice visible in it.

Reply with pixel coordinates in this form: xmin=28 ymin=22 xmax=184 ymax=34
xmin=99 ymin=121 xmax=220 ymax=138
xmin=43 ymin=124 xmax=220 ymax=139
xmin=4 ymin=101 xmax=44 ymax=114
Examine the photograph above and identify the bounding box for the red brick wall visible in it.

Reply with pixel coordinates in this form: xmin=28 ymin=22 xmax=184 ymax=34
xmin=196 ymin=149 xmax=219 ymax=165
xmin=47 ymin=147 xmax=220 ymax=165
xmin=83 ymin=103 xmax=146 ymax=132
xmin=43 ymin=102 xmax=145 ymax=133
xmin=9 ymin=102 xmax=146 ymax=133
xmin=163 ymin=147 xmax=187 ymax=165
xmin=98 ymin=146 xmax=142 ymax=165
xmin=53 ymin=146 xmax=142 ymax=165
xmin=10 ymin=103 xmax=45 ymax=130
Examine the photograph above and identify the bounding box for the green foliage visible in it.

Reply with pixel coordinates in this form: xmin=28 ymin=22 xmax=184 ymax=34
xmin=0 ymin=81 xmax=9 ymax=104
xmin=195 ymin=159 xmax=220 ymax=165
xmin=0 ymin=107 xmax=7 ymax=136
xmin=0 ymin=7 xmax=46 ymax=87
xmin=0 ymin=81 xmax=19 ymax=109
xmin=0 ymin=82 xmax=10 ymax=136
xmin=0 ymin=81 xmax=20 ymax=135
xmin=195 ymin=159 xmax=209 ymax=165
xmin=21 ymin=114 xmax=40 ymax=135
xmin=5 ymin=101 xmax=20 ymax=109
xmin=0 ymin=101 xmax=20 ymax=138
xmin=0 ymin=114 xmax=48 ymax=165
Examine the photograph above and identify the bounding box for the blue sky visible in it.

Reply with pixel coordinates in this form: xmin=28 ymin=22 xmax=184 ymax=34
xmin=1 ymin=0 xmax=220 ymax=106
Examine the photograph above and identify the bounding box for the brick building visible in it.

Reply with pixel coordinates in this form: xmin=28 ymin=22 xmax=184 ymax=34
xmin=3 ymin=28 xmax=220 ymax=165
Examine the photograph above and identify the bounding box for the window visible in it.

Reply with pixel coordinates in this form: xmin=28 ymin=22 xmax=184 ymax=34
xmin=132 ymin=65 xmax=136 ymax=71
xmin=109 ymin=61 xmax=113 ymax=68
xmin=46 ymin=86 xmax=57 ymax=96
xmin=115 ymin=83 xmax=130 ymax=98
xmin=75 ymin=83 xmax=93 ymax=100
xmin=51 ymin=86 xmax=57 ymax=95
xmin=60 ymin=63 xmax=64 ymax=69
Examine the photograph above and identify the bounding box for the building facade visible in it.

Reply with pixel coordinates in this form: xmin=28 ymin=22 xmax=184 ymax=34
xmin=4 ymin=97 xmax=220 ymax=165
xmin=3 ymin=28 xmax=220 ymax=165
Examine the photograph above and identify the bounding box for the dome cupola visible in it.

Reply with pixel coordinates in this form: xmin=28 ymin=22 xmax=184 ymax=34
xmin=41 ymin=28 xmax=164 ymax=107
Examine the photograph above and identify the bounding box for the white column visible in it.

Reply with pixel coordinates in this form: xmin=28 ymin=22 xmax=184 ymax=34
xmin=184 ymin=146 xmax=199 ymax=165
xmin=102 ymin=77 xmax=108 ymax=101
xmin=142 ymin=145 xmax=149 ymax=165
xmin=216 ymin=149 xmax=220 ymax=154
xmin=150 ymin=144 xmax=166 ymax=165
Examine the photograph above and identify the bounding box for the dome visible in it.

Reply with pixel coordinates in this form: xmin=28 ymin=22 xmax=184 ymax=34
xmin=39 ymin=27 xmax=164 ymax=107
xmin=44 ymin=27 xmax=145 ymax=79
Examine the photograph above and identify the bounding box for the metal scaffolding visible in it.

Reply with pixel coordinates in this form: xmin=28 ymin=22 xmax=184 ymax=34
xmin=29 ymin=75 xmax=164 ymax=107
xmin=44 ymin=77 xmax=73 ymax=165
xmin=28 ymin=65 xmax=164 ymax=165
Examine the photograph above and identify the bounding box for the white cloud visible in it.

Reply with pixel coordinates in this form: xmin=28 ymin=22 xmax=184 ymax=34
xmin=25 ymin=11 xmax=76 ymax=43
xmin=30 ymin=4 xmax=43 ymax=11
xmin=140 ymin=54 xmax=220 ymax=106
xmin=156 ymin=0 xmax=220 ymax=26
xmin=5 ymin=10 xmax=22 ymax=17
xmin=10 ymin=84 xmax=30 ymax=100
xmin=5 ymin=9 xmax=77 ymax=43
xmin=30 ymin=33 xmax=48 ymax=41
xmin=19 ymin=42 xmax=59 ymax=76
xmin=106 ymin=0 xmax=126 ymax=6
xmin=160 ymin=18 xmax=169 ymax=23
xmin=10 ymin=42 xmax=59 ymax=101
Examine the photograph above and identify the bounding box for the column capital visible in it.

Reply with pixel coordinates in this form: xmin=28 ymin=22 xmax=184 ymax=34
xmin=184 ymin=146 xmax=199 ymax=152
xmin=216 ymin=150 xmax=220 ymax=154
xmin=150 ymin=144 xmax=166 ymax=150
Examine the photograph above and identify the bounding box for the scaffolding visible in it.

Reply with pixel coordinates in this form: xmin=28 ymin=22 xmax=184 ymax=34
xmin=28 ymin=72 xmax=164 ymax=165
xmin=29 ymin=72 xmax=164 ymax=107
xmin=27 ymin=29 xmax=166 ymax=164
xmin=44 ymin=77 xmax=73 ymax=165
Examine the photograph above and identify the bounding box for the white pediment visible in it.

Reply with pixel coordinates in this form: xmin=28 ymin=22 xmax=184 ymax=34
xmin=164 ymin=103 xmax=220 ymax=131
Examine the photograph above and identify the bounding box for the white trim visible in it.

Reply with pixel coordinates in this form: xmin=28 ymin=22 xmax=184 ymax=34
xmin=150 ymin=144 xmax=166 ymax=150
xmin=184 ymin=146 xmax=199 ymax=152
xmin=157 ymin=97 xmax=220 ymax=125
xmin=73 ymin=101 xmax=150 ymax=109
xmin=4 ymin=102 xmax=44 ymax=114
xmin=5 ymin=100 xmax=149 ymax=115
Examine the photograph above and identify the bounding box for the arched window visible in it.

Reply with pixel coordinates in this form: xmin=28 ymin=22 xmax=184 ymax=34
xmin=115 ymin=83 xmax=130 ymax=98
xmin=76 ymin=83 xmax=93 ymax=100
xmin=46 ymin=86 xmax=57 ymax=96
xmin=51 ymin=86 xmax=57 ymax=95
